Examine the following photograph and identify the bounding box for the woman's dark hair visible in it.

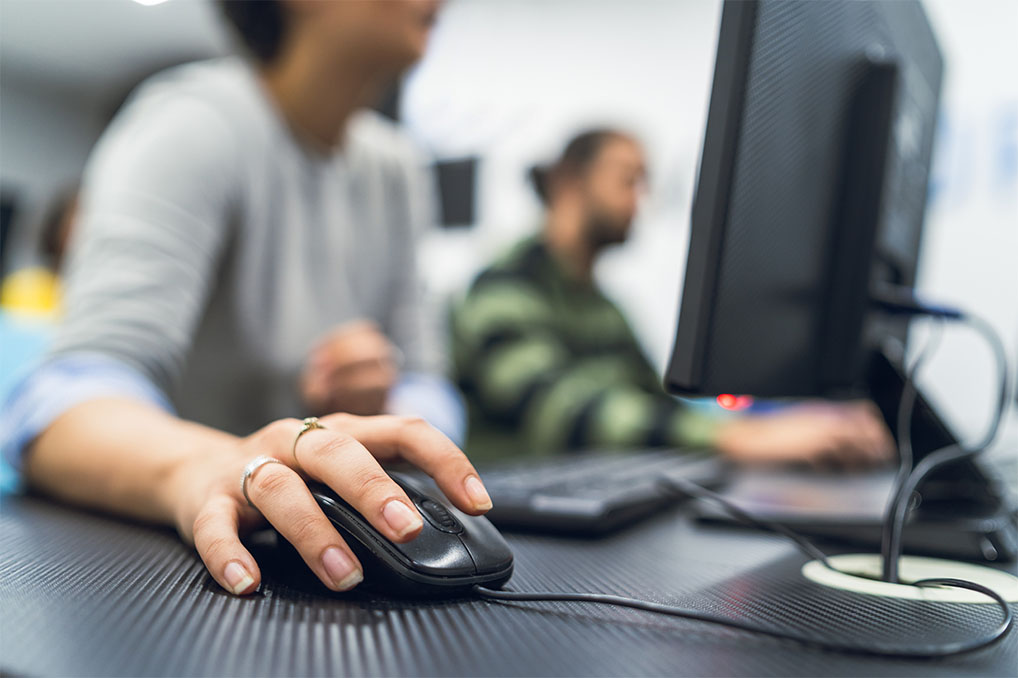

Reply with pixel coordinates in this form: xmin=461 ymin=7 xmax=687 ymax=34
xmin=217 ymin=0 xmax=288 ymax=64
xmin=529 ymin=128 xmax=630 ymax=206
xmin=40 ymin=187 xmax=78 ymax=271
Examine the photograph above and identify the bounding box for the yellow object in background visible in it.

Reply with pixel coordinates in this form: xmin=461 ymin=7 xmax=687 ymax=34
xmin=0 ymin=267 xmax=63 ymax=316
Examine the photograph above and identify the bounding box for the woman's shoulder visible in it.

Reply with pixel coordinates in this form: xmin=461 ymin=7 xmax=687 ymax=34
xmin=85 ymin=59 xmax=256 ymax=187
xmin=105 ymin=57 xmax=266 ymax=154
xmin=124 ymin=57 xmax=262 ymax=120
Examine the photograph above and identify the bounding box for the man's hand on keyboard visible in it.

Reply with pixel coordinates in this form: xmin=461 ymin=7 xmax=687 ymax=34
xmin=714 ymin=400 xmax=895 ymax=469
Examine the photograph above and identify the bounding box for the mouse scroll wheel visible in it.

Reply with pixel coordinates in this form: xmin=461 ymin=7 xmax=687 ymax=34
xmin=418 ymin=499 xmax=463 ymax=534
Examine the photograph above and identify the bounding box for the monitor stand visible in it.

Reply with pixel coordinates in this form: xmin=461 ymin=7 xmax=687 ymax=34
xmin=801 ymin=553 xmax=1018 ymax=602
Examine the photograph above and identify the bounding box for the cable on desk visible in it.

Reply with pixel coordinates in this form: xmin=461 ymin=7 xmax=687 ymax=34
xmin=879 ymin=318 xmax=943 ymax=581
xmin=882 ymin=311 xmax=1011 ymax=582
xmin=473 ymin=577 xmax=1011 ymax=658
xmin=475 ymin=475 xmax=1013 ymax=657
xmin=476 ymin=307 xmax=1014 ymax=658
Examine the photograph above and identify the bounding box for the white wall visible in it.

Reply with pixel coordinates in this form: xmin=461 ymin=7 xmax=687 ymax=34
xmin=0 ymin=0 xmax=226 ymax=272
xmin=916 ymin=0 xmax=1017 ymax=441
xmin=405 ymin=0 xmax=1017 ymax=440
xmin=404 ymin=0 xmax=722 ymax=366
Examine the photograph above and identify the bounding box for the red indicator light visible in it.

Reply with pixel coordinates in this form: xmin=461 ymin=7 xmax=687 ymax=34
xmin=717 ymin=394 xmax=754 ymax=411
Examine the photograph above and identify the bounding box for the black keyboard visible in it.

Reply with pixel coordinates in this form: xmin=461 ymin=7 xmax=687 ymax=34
xmin=477 ymin=449 xmax=727 ymax=535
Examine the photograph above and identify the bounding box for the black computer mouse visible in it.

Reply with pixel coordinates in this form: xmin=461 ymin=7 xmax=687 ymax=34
xmin=307 ymin=471 xmax=514 ymax=597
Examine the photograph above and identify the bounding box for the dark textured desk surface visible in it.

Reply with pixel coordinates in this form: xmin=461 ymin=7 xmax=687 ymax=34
xmin=1 ymin=492 xmax=1015 ymax=677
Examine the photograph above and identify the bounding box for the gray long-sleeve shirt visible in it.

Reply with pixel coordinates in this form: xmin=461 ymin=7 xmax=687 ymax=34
xmin=51 ymin=57 xmax=444 ymax=435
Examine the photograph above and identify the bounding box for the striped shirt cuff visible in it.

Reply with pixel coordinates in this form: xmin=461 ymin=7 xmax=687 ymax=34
xmin=668 ymin=408 xmax=726 ymax=449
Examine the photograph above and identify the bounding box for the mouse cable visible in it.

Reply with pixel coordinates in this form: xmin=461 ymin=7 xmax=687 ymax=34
xmin=475 ymin=312 xmax=1014 ymax=658
xmin=474 ymin=472 xmax=1013 ymax=658
xmin=473 ymin=576 xmax=1010 ymax=658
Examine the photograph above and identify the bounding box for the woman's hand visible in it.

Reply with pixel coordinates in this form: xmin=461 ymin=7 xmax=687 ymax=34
xmin=300 ymin=321 xmax=399 ymax=417
xmin=715 ymin=400 xmax=895 ymax=469
xmin=167 ymin=413 xmax=493 ymax=595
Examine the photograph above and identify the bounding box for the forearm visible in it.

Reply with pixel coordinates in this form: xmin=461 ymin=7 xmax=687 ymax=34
xmin=24 ymin=397 xmax=237 ymax=527
xmin=512 ymin=370 xmax=721 ymax=453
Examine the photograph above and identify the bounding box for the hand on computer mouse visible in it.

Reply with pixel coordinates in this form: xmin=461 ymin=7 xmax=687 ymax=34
xmin=714 ymin=400 xmax=895 ymax=469
xmin=167 ymin=413 xmax=493 ymax=596
xmin=301 ymin=321 xmax=400 ymax=417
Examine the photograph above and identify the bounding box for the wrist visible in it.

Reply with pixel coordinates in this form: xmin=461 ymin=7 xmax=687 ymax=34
xmin=160 ymin=433 xmax=242 ymax=538
xmin=713 ymin=416 xmax=763 ymax=461
xmin=160 ymin=452 xmax=204 ymax=534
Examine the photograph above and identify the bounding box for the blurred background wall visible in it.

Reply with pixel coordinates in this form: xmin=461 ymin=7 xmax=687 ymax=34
xmin=1 ymin=0 xmax=1014 ymax=440
xmin=0 ymin=0 xmax=228 ymax=271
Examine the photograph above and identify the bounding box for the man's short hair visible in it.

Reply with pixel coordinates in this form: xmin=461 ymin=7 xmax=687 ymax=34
xmin=217 ymin=0 xmax=287 ymax=63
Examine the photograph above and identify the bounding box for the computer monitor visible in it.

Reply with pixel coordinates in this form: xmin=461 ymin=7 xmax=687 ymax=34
xmin=666 ymin=0 xmax=942 ymax=399
xmin=666 ymin=0 xmax=1016 ymax=562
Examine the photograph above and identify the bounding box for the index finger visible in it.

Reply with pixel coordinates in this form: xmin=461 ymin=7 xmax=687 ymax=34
xmin=320 ymin=413 xmax=492 ymax=515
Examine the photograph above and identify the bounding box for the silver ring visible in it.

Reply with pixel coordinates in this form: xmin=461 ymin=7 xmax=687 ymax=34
xmin=241 ymin=455 xmax=286 ymax=507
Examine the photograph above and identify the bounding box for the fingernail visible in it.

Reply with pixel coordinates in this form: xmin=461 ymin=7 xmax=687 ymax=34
xmin=383 ymin=500 xmax=423 ymax=538
xmin=464 ymin=475 xmax=492 ymax=511
xmin=224 ymin=561 xmax=255 ymax=595
xmin=322 ymin=547 xmax=362 ymax=591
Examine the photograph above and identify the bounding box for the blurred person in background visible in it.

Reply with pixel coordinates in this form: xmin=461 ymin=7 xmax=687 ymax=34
xmin=0 ymin=0 xmax=491 ymax=599
xmin=452 ymin=128 xmax=895 ymax=465
xmin=0 ymin=186 xmax=79 ymax=316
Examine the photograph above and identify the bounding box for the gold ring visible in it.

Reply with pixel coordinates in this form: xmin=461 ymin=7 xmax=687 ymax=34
xmin=293 ymin=416 xmax=327 ymax=468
